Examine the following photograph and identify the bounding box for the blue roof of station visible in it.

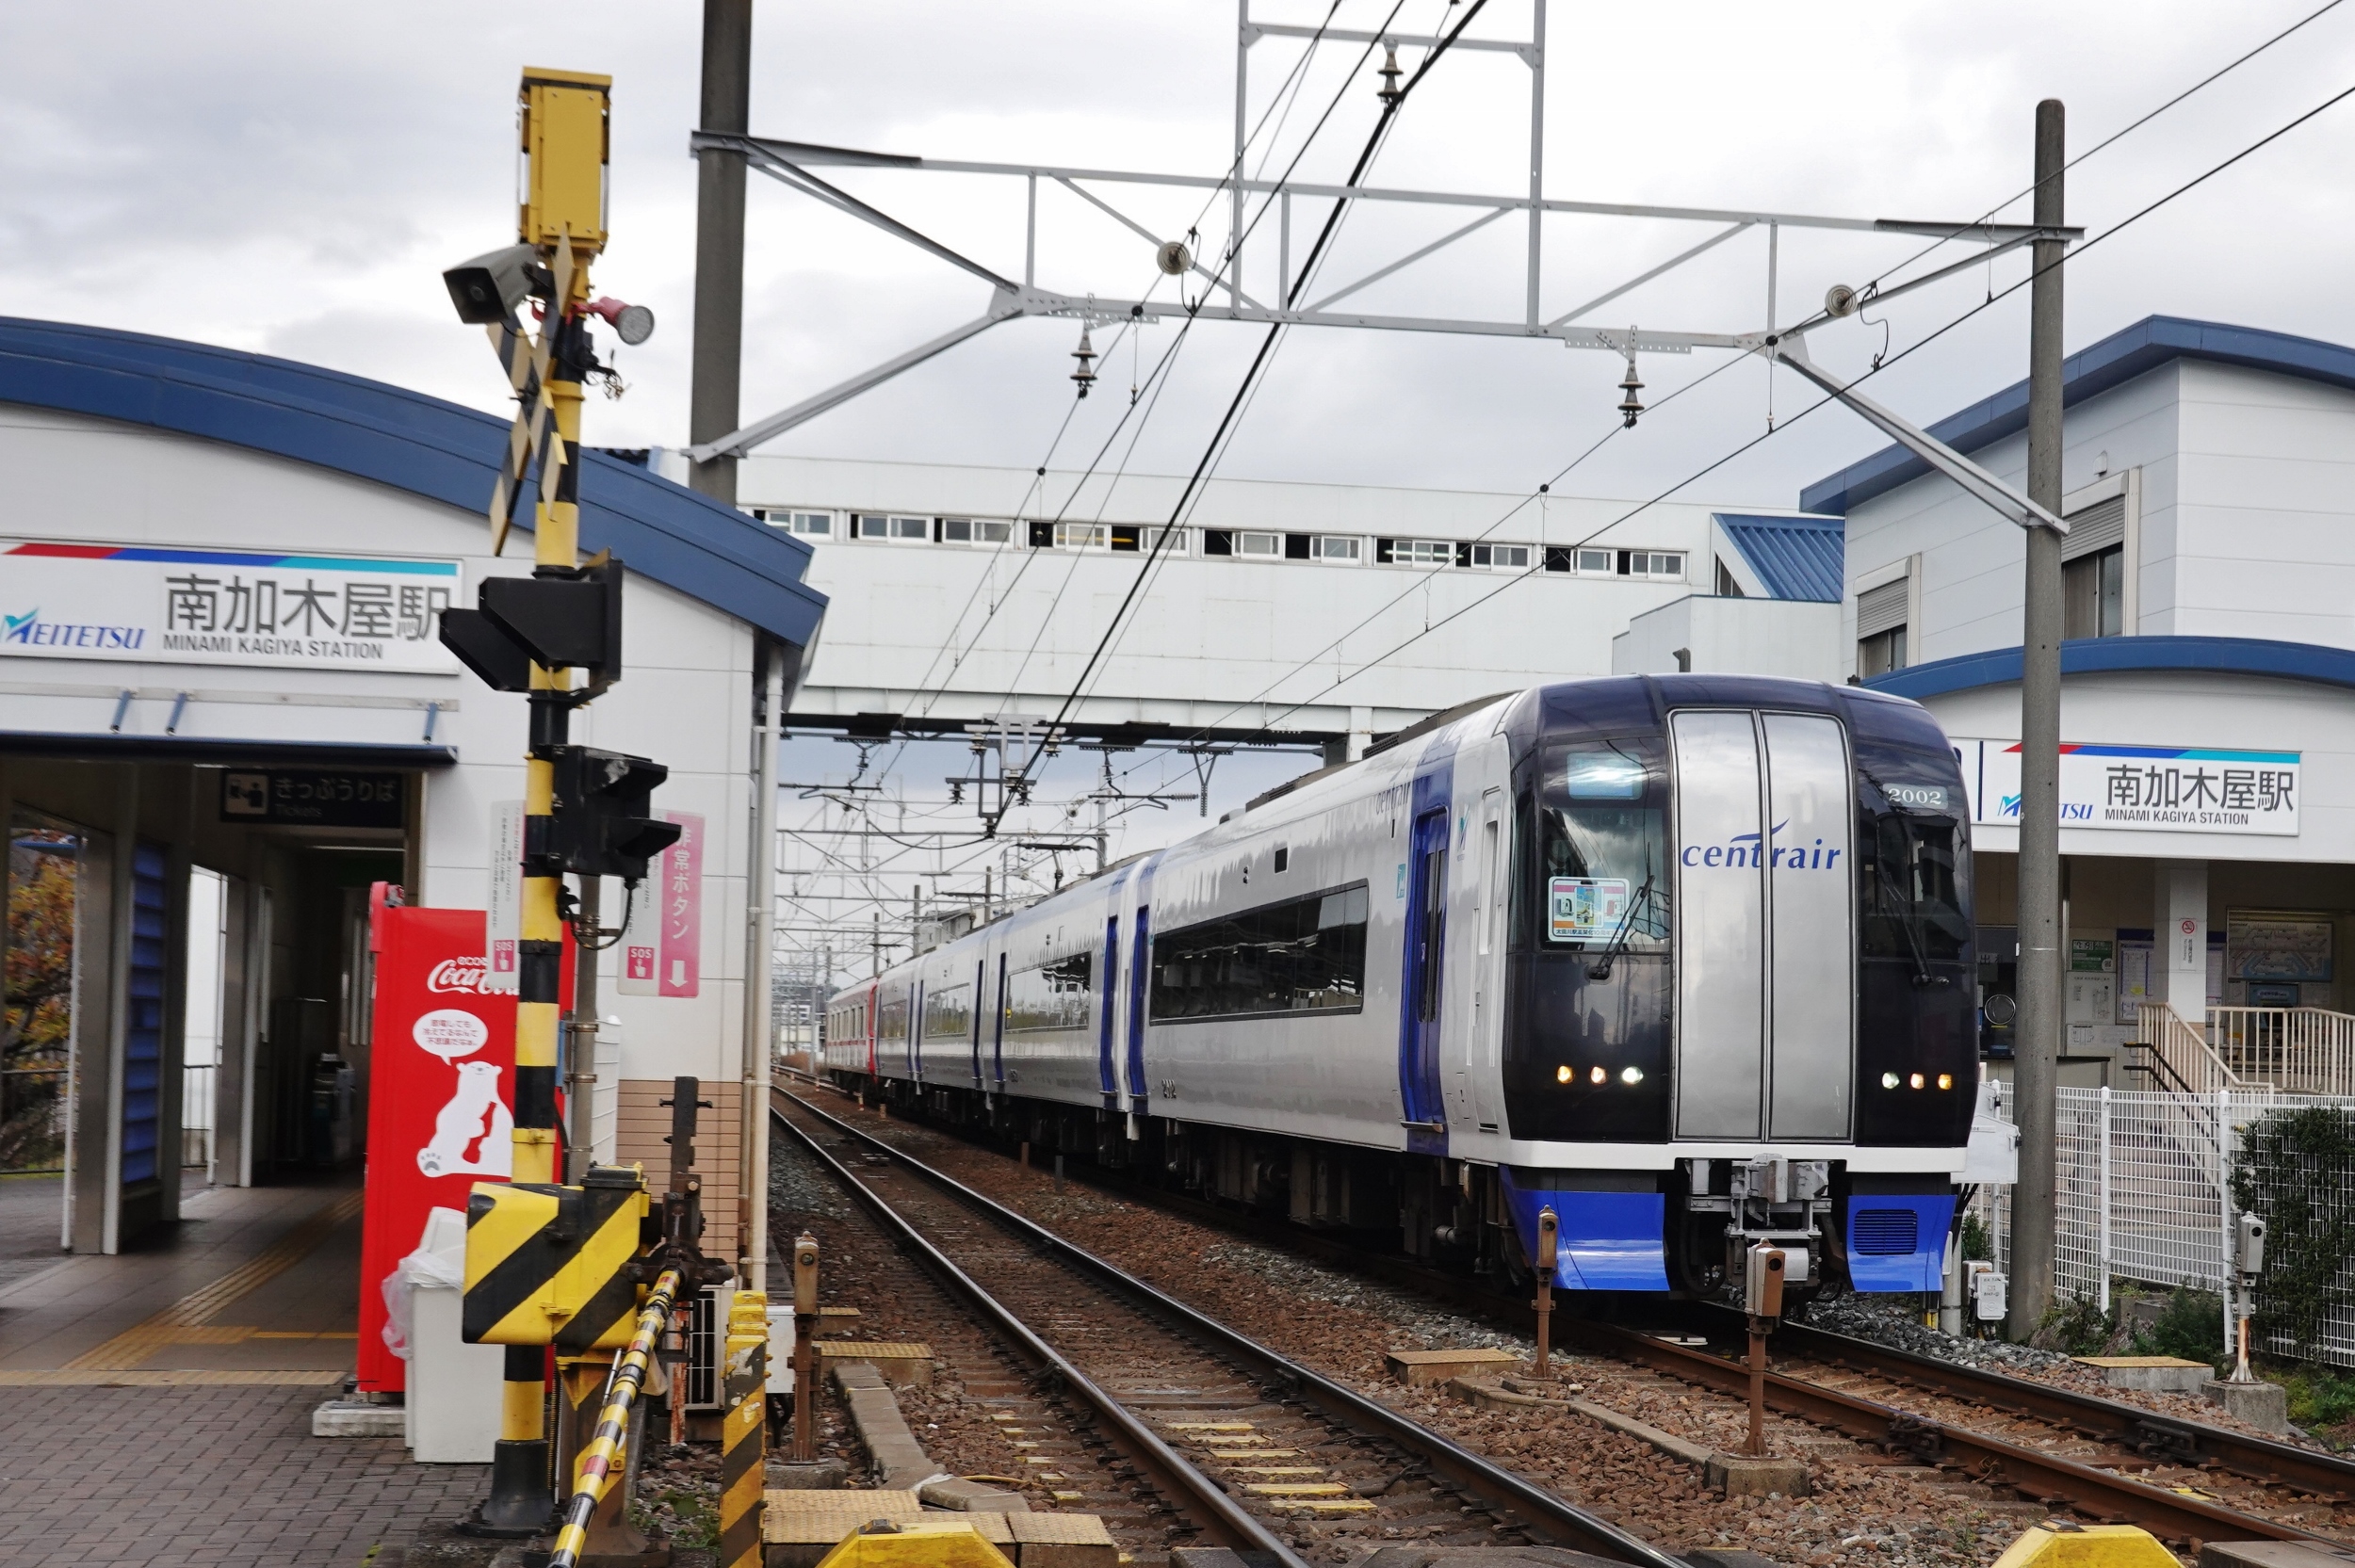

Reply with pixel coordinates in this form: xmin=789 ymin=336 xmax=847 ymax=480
xmin=1712 ymin=512 xmax=1843 ymax=602
xmin=1864 ymin=635 xmax=2355 ymax=701
xmin=1800 ymin=315 xmax=2355 ymax=517
xmin=0 ymin=316 xmax=826 ymax=647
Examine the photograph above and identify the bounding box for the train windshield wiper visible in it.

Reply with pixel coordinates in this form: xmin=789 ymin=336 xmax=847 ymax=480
xmin=1876 ymin=856 xmax=1950 ymax=989
xmin=1586 ymin=872 xmax=1655 ymax=980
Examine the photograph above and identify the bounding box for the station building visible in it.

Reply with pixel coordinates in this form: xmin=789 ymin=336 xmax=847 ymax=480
xmin=1812 ymin=315 xmax=2355 ymax=1087
xmin=0 ymin=318 xmax=825 ymax=1257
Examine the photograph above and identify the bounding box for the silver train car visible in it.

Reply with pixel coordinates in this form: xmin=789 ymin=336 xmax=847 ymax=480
xmin=823 ymin=676 xmax=1976 ymax=1305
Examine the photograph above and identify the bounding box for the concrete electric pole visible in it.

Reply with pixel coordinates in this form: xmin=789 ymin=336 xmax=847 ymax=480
xmin=2010 ymin=98 xmax=2068 ymax=1340
xmin=690 ymin=0 xmax=752 ymax=504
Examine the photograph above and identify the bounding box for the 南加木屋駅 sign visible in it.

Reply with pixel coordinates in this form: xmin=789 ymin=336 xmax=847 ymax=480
xmin=1961 ymin=739 xmax=2298 ymax=836
xmin=1 ymin=539 xmax=463 ymax=673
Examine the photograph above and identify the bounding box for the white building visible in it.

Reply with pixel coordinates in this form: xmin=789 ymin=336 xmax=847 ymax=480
xmin=1815 ymin=315 xmax=2355 ymax=1085
xmin=0 ymin=319 xmax=825 ymax=1253
xmin=674 ymin=451 xmax=1835 ymax=756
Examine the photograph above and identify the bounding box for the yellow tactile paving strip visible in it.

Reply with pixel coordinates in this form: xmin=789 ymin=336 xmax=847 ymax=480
xmin=64 ymin=1189 xmax=365 ymax=1371
xmin=0 ymin=1368 xmax=346 ymax=1386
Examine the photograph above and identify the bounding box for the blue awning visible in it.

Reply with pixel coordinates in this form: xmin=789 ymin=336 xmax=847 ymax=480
xmin=1713 ymin=512 xmax=1843 ymax=602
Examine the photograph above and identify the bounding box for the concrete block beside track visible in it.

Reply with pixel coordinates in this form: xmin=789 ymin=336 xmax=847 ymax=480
xmin=2074 ymin=1356 xmax=2214 ymax=1394
xmin=2201 ymin=1378 xmax=2293 ymax=1434
xmin=830 ymin=1360 xmax=939 ymax=1487
xmin=2199 ymin=1542 xmax=2355 ymax=1568
xmin=1389 ymin=1348 xmax=1521 ymax=1386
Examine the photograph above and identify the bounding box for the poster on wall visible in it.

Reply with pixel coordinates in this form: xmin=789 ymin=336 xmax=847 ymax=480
xmin=619 ymin=811 xmax=703 ymax=997
xmin=0 ymin=539 xmax=463 ymax=673
xmin=2116 ymin=932 xmax=2153 ymax=1024
xmin=2226 ymin=912 xmax=2333 ymax=982
xmin=1962 ymin=739 xmax=2299 ymax=836
xmin=483 ymin=801 xmax=521 ymax=995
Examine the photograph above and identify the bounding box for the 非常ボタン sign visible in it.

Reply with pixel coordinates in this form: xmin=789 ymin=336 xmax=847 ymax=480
xmin=1961 ymin=739 xmax=2298 ymax=837
xmin=220 ymin=769 xmax=407 ymax=828
xmin=1 ymin=539 xmax=463 ymax=673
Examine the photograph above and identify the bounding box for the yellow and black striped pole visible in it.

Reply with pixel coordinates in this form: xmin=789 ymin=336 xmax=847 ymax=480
xmin=546 ymin=1268 xmax=683 ymax=1568
xmin=720 ymin=1291 xmax=770 ymax=1568
xmin=479 ymin=67 xmax=612 ymax=1539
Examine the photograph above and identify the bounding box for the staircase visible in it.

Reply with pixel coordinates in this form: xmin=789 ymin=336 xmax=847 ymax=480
xmin=2130 ymin=1003 xmax=2355 ymax=1096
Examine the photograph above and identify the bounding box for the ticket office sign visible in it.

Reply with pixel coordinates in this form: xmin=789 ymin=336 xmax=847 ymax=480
xmin=1965 ymin=740 xmax=2299 ymax=837
xmin=0 ymin=539 xmax=462 ymax=672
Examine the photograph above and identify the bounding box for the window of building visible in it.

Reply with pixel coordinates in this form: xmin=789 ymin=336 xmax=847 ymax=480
xmin=2062 ymin=546 xmax=2123 ymax=639
xmin=1201 ymin=529 xmax=1234 ymax=556
xmin=1618 ymin=550 xmax=1685 ymax=579
xmin=1149 ymin=881 xmax=1371 ymax=1023
xmin=855 ymin=513 xmax=930 ymax=542
xmin=1856 ymin=575 xmax=1909 ymax=677
xmin=1110 ymin=525 xmax=1185 ymax=556
xmin=1379 ymin=539 xmax=1454 ymax=566
xmin=758 ymin=509 xmax=834 ymax=538
xmin=1054 ymin=523 xmax=1111 ymax=550
xmin=1714 ymin=558 xmax=1744 ymax=596
xmin=1312 ymin=535 xmax=1362 ymax=563
xmin=1471 ymin=542 xmax=1530 ymax=570
xmin=941 ymin=517 xmax=1014 ymax=545
xmin=1002 ymin=953 xmax=1092 ymax=1033
xmin=2060 ymin=493 xmax=2128 ymax=639
xmin=1236 ymin=531 xmax=1281 ymax=558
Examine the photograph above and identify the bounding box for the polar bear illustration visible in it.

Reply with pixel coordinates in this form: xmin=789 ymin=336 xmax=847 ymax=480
xmin=417 ymin=1059 xmax=513 ymax=1178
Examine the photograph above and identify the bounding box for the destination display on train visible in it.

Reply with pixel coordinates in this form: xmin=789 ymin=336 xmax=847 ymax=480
xmin=1959 ymin=738 xmax=2299 ymax=836
xmin=0 ymin=539 xmax=463 ymax=673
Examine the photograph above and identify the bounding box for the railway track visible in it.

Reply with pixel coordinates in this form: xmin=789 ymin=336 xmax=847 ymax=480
xmin=788 ymin=1078 xmax=2355 ymax=1552
xmin=771 ymin=1089 xmax=1689 ymax=1568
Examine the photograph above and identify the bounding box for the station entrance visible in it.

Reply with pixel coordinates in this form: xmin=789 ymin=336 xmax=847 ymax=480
xmin=2 ymin=752 xmax=423 ymax=1259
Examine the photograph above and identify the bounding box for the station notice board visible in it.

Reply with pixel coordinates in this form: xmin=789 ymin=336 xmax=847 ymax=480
xmin=356 ymin=897 xmax=572 ymax=1393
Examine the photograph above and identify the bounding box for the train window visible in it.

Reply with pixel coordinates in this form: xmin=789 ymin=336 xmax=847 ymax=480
xmin=1149 ymin=881 xmax=1370 ymax=1023
xmin=1860 ymin=814 xmax=1970 ymax=964
xmin=922 ymin=983 xmax=972 ymax=1041
xmin=1536 ymin=741 xmax=1668 ymax=949
xmin=1002 ymin=952 xmax=1093 ymax=1033
xmin=877 ymin=996 xmax=910 ymax=1042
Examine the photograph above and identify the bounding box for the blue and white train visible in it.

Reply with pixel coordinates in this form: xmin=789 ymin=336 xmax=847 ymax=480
xmin=824 ymin=676 xmax=1977 ymax=1305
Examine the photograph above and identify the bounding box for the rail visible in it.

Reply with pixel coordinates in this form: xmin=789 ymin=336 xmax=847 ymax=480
xmin=2133 ymin=1003 xmax=2247 ymax=1094
xmin=2211 ymin=1006 xmax=2355 ymax=1096
xmin=771 ymin=1088 xmax=1690 ymax=1568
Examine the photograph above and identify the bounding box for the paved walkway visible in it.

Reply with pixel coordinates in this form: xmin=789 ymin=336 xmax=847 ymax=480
xmin=0 ymin=1174 xmax=489 ymax=1564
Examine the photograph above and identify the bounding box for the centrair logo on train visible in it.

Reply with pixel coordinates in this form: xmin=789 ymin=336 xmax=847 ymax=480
xmin=1680 ymin=820 xmax=1843 ymax=870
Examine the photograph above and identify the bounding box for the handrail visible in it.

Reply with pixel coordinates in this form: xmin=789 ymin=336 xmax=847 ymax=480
xmin=2134 ymin=1002 xmax=2246 ymax=1094
xmin=2208 ymin=1005 xmax=2355 ymax=1096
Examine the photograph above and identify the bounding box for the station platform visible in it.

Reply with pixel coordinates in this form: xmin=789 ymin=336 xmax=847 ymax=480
xmin=0 ymin=1173 xmax=487 ymax=1566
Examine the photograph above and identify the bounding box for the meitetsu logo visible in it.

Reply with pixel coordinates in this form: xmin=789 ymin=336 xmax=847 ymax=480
xmin=2 ymin=608 xmax=146 ymax=651
xmin=1681 ymin=819 xmax=1843 ymax=870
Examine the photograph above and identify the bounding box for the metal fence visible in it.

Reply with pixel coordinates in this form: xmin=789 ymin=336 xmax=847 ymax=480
xmin=1973 ymin=1085 xmax=2355 ymax=1367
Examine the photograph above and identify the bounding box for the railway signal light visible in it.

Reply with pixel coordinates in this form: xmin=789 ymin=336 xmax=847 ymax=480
xmin=438 ymin=558 xmax=625 ymax=696
xmin=538 ymin=745 xmax=681 ymax=884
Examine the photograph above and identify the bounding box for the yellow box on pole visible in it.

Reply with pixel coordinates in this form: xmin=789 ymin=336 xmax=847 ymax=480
xmin=1989 ymin=1523 xmax=2180 ymax=1568
xmin=463 ymin=1172 xmax=649 ymax=1350
xmin=519 ymin=68 xmax=610 ymax=252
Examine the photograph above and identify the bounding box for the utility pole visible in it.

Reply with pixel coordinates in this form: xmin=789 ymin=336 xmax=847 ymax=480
xmin=690 ymin=0 xmax=752 ymax=503
xmin=2010 ymin=99 xmax=2067 ymax=1340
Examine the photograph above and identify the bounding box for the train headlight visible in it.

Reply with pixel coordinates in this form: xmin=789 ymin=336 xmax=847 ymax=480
xmin=1619 ymin=1066 xmax=1644 ymax=1085
xmin=1589 ymin=1065 xmax=1607 ymax=1085
xmin=1937 ymin=1073 xmax=1954 ymax=1091
xmin=1908 ymin=1073 xmax=1925 ymax=1090
xmin=1556 ymin=1065 xmax=1573 ymax=1084
xmin=1881 ymin=1073 xmax=1901 ymax=1090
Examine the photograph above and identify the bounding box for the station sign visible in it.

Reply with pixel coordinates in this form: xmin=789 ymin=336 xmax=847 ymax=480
xmin=619 ymin=810 xmax=703 ymax=996
xmin=220 ymin=768 xmax=406 ymax=828
xmin=1958 ymin=738 xmax=2299 ymax=836
xmin=0 ymin=538 xmax=463 ymax=673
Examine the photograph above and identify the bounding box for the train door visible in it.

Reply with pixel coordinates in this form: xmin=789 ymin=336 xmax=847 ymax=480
xmin=990 ymin=955 xmax=1007 ymax=1091
xmin=1668 ymin=709 xmax=1855 ymax=1140
xmin=968 ymin=958 xmax=986 ymax=1088
xmin=1123 ymin=856 xmax=1156 ymax=1113
xmin=1398 ymin=808 xmax=1450 ymax=1130
xmin=1097 ymin=913 xmax=1120 ymax=1102
xmin=1470 ymin=789 xmax=1507 ymax=1131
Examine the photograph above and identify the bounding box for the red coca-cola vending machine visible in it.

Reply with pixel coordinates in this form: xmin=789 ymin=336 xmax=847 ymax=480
xmin=355 ymin=890 xmax=569 ymax=1394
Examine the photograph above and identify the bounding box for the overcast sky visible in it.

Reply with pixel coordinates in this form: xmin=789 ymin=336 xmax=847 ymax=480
xmin=11 ymin=0 xmax=2355 ymax=960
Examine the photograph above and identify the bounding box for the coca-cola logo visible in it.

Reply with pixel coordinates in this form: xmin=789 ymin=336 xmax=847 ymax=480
xmin=428 ymin=958 xmax=488 ymax=994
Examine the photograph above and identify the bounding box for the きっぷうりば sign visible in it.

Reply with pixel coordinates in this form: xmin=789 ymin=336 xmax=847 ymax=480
xmin=1961 ymin=739 xmax=2299 ymax=837
xmin=620 ymin=811 xmax=702 ymax=997
xmin=0 ymin=539 xmax=463 ymax=673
